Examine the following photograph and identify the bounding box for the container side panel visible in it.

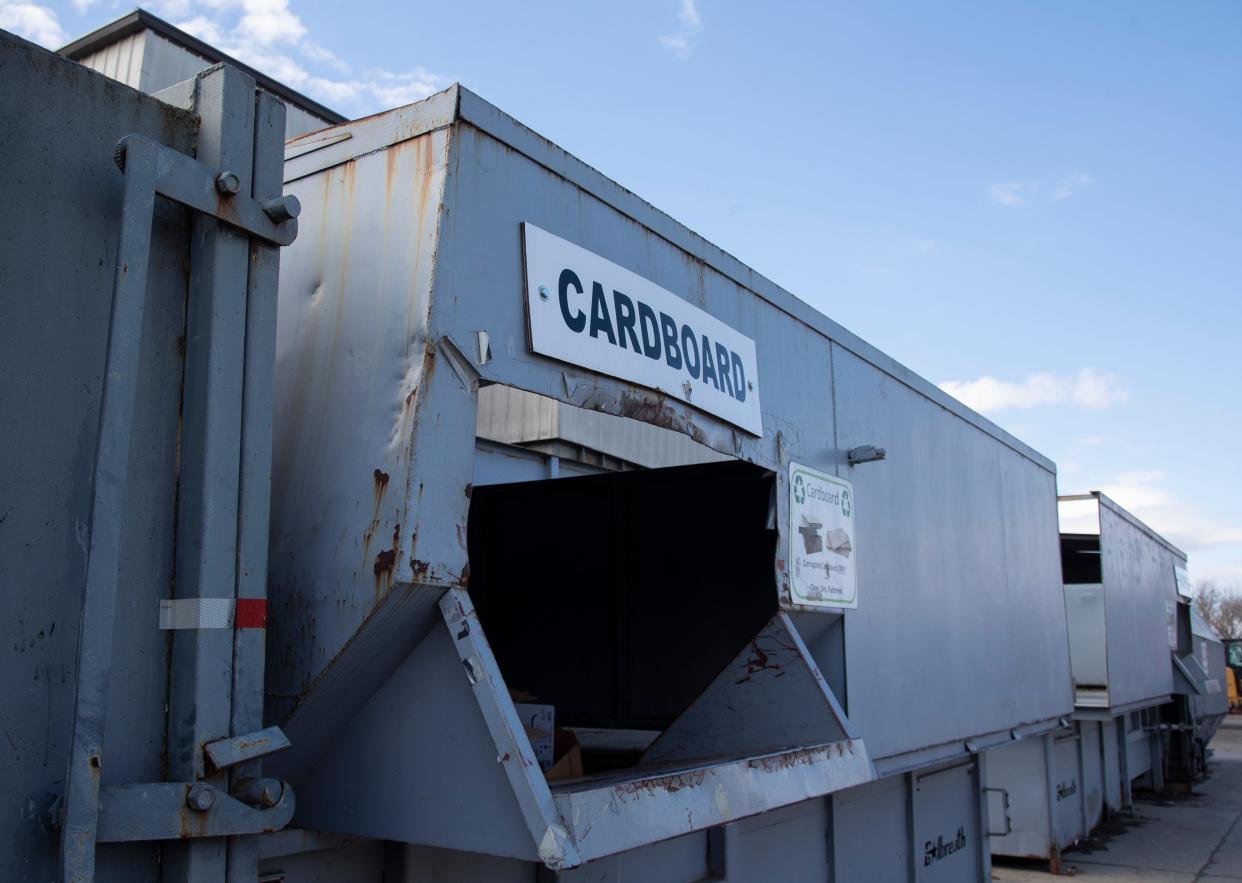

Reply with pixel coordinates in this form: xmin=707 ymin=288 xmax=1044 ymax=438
xmin=833 ymin=345 xmax=1069 ymax=760
xmin=1098 ymin=504 xmax=1178 ymax=708
xmin=1052 ymin=734 xmax=1084 ymax=849
xmin=1065 ymin=585 xmax=1108 ymax=691
xmin=913 ymin=762 xmax=981 ymax=883
xmin=267 ymin=130 xmax=454 ymax=714
xmin=1126 ymin=724 xmax=1152 ymax=780
xmin=726 ymin=798 xmax=829 ymax=883
xmin=1080 ymin=722 xmax=1104 ymax=830
xmin=1101 ymin=719 xmax=1123 ymax=812
xmin=555 ymin=832 xmax=710 ymax=883
xmin=400 ymin=845 xmax=535 ymax=883
xmin=833 ymin=775 xmax=909 ymax=882
xmin=288 ymin=624 xmax=538 ymax=860
xmin=0 ymin=31 xmax=197 ymax=883
xmin=432 ymin=123 xmax=831 ymax=468
xmin=987 ymin=739 xmax=1052 ymax=860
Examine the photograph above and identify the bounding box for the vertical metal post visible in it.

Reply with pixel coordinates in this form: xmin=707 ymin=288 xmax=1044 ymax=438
xmin=1149 ymin=727 xmax=1165 ymax=792
xmin=975 ymin=754 xmax=992 ymax=882
xmin=225 ymin=89 xmax=286 ymax=883
xmin=1042 ymin=733 xmax=1060 ymax=873
xmin=1117 ymin=717 xmax=1133 ymax=809
xmin=904 ymin=772 xmax=917 ymax=883
xmin=164 ymin=64 xmax=255 ymax=882
xmin=1076 ymin=726 xmax=1088 ymax=835
xmin=59 ymin=143 xmax=159 ymax=883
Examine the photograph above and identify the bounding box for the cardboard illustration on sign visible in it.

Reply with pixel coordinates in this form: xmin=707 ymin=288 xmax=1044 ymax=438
xmin=788 ymin=462 xmax=857 ymax=609
xmin=522 ymin=223 xmax=763 ymax=436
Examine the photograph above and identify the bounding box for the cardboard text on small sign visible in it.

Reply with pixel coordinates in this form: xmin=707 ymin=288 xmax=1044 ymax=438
xmin=523 ymin=223 xmax=763 ymax=436
xmin=788 ymin=462 xmax=857 ymax=609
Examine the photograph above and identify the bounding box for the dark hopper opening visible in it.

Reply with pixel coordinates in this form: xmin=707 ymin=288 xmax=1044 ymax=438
xmin=466 ymin=459 xmax=778 ymax=775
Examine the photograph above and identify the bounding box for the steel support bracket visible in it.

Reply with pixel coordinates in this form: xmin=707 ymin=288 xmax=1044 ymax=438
xmin=96 ymin=781 xmax=295 ymax=842
xmin=115 ymin=134 xmax=299 ymax=245
xmin=204 ymin=726 xmax=292 ymax=770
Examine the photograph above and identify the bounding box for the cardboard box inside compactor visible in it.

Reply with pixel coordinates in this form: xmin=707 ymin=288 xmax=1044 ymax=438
xmin=265 ymin=83 xmax=1072 ymax=869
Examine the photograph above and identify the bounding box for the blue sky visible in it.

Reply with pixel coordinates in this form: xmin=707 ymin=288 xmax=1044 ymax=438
xmin=6 ymin=0 xmax=1240 ymax=583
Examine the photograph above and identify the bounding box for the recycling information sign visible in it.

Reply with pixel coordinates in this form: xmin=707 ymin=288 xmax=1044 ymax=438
xmin=789 ymin=462 xmax=857 ymax=609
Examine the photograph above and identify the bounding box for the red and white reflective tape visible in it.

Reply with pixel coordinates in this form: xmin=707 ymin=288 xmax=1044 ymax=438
xmin=158 ymin=598 xmax=267 ymax=630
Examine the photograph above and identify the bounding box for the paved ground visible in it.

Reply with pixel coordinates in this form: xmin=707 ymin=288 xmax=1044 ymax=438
xmin=993 ymin=719 xmax=1242 ymax=881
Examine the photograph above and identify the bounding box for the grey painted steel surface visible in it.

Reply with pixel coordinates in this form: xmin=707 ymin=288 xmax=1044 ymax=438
xmin=986 ymin=724 xmax=1102 ymax=865
xmin=1079 ymin=721 xmax=1105 ymax=831
xmin=1060 ymin=493 xmax=1182 ymax=711
xmin=270 ymin=85 xmax=1071 ymax=814
xmin=1 ymin=31 xmax=296 ymax=882
xmin=1 ymin=32 xmax=194 ymax=882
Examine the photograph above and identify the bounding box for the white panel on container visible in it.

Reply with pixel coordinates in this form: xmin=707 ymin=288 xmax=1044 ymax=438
xmin=789 ymin=462 xmax=857 ymax=610
xmin=523 ymin=223 xmax=762 ymax=435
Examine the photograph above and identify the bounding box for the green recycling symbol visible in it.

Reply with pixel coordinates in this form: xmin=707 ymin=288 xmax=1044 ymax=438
xmin=841 ymin=489 xmax=851 ymax=518
xmin=793 ymin=474 xmax=806 ymax=505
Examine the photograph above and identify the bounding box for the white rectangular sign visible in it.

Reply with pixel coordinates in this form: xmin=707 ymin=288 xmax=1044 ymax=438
xmin=523 ymin=223 xmax=763 ymax=435
xmin=1166 ymin=600 xmax=1178 ymax=650
xmin=788 ymin=462 xmax=857 ymax=609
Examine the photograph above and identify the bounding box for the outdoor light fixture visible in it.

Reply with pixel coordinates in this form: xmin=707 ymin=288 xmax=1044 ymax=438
xmin=847 ymin=445 xmax=887 ymax=466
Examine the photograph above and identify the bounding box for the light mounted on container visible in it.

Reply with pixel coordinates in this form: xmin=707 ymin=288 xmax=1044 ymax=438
xmin=847 ymin=445 xmax=886 ymax=466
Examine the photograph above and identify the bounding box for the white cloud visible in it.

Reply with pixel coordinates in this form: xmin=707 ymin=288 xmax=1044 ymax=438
xmin=1053 ymin=173 xmax=1094 ymax=200
xmin=990 ymin=173 xmax=1095 ymax=206
xmin=1095 ymin=471 xmax=1242 ymax=552
xmin=915 ymin=239 xmax=936 ymax=255
xmin=989 ymin=180 xmax=1031 ymax=206
xmin=152 ymin=0 xmax=447 ymax=115
xmin=0 ymin=1 xmax=67 ymax=47
xmin=660 ymin=0 xmax=703 ymax=60
xmin=939 ymin=368 xmax=1128 ymax=413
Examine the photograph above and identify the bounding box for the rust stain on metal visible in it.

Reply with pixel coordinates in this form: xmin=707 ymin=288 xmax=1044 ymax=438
xmin=363 ymin=468 xmax=392 ymax=566
xmin=616 ymin=392 xmax=709 ymax=444
xmin=748 ymin=745 xmax=830 ymax=774
xmin=464 ymin=483 xmax=472 ymax=499
xmin=374 ymin=549 xmax=397 ymax=599
xmin=410 ymin=559 xmax=430 ymax=580
xmin=457 ymin=561 xmax=471 ymax=586
xmin=615 ymin=769 xmax=706 ymax=797
xmin=735 ymin=638 xmax=784 ymax=684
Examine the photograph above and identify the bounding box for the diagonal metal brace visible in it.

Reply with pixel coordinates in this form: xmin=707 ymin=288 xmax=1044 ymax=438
xmin=115 ymin=135 xmax=298 ymax=245
xmin=96 ymin=781 xmax=295 ymax=842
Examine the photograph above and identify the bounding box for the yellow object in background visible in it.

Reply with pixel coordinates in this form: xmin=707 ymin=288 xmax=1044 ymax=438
xmin=1228 ymin=667 xmax=1240 ymax=709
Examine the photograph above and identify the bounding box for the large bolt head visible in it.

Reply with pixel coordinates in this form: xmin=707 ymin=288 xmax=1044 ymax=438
xmin=262 ymin=195 xmax=301 ymax=223
xmin=215 ymin=171 xmax=242 ymax=196
xmin=186 ymin=783 xmax=216 ymax=811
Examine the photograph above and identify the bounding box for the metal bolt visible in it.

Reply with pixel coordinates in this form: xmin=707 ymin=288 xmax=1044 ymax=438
xmin=538 ymin=285 xmax=549 ymax=301
xmin=186 ymin=783 xmax=215 ymax=812
xmin=262 ymin=195 xmax=301 ymax=223
xmin=253 ymin=778 xmax=282 ymax=808
xmin=233 ymin=777 xmax=283 ymax=808
xmin=215 ymin=171 xmax=241 ymax=196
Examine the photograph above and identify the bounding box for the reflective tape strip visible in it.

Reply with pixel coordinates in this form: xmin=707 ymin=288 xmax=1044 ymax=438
xmin=158 ymin=598 xmax=267 ymax=630
xmin=235 ymin=598 xmax=267 ymax=629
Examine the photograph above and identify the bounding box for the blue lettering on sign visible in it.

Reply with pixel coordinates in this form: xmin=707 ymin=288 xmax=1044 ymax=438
xmin=554 ymin=266 xmax=748 ymax=403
